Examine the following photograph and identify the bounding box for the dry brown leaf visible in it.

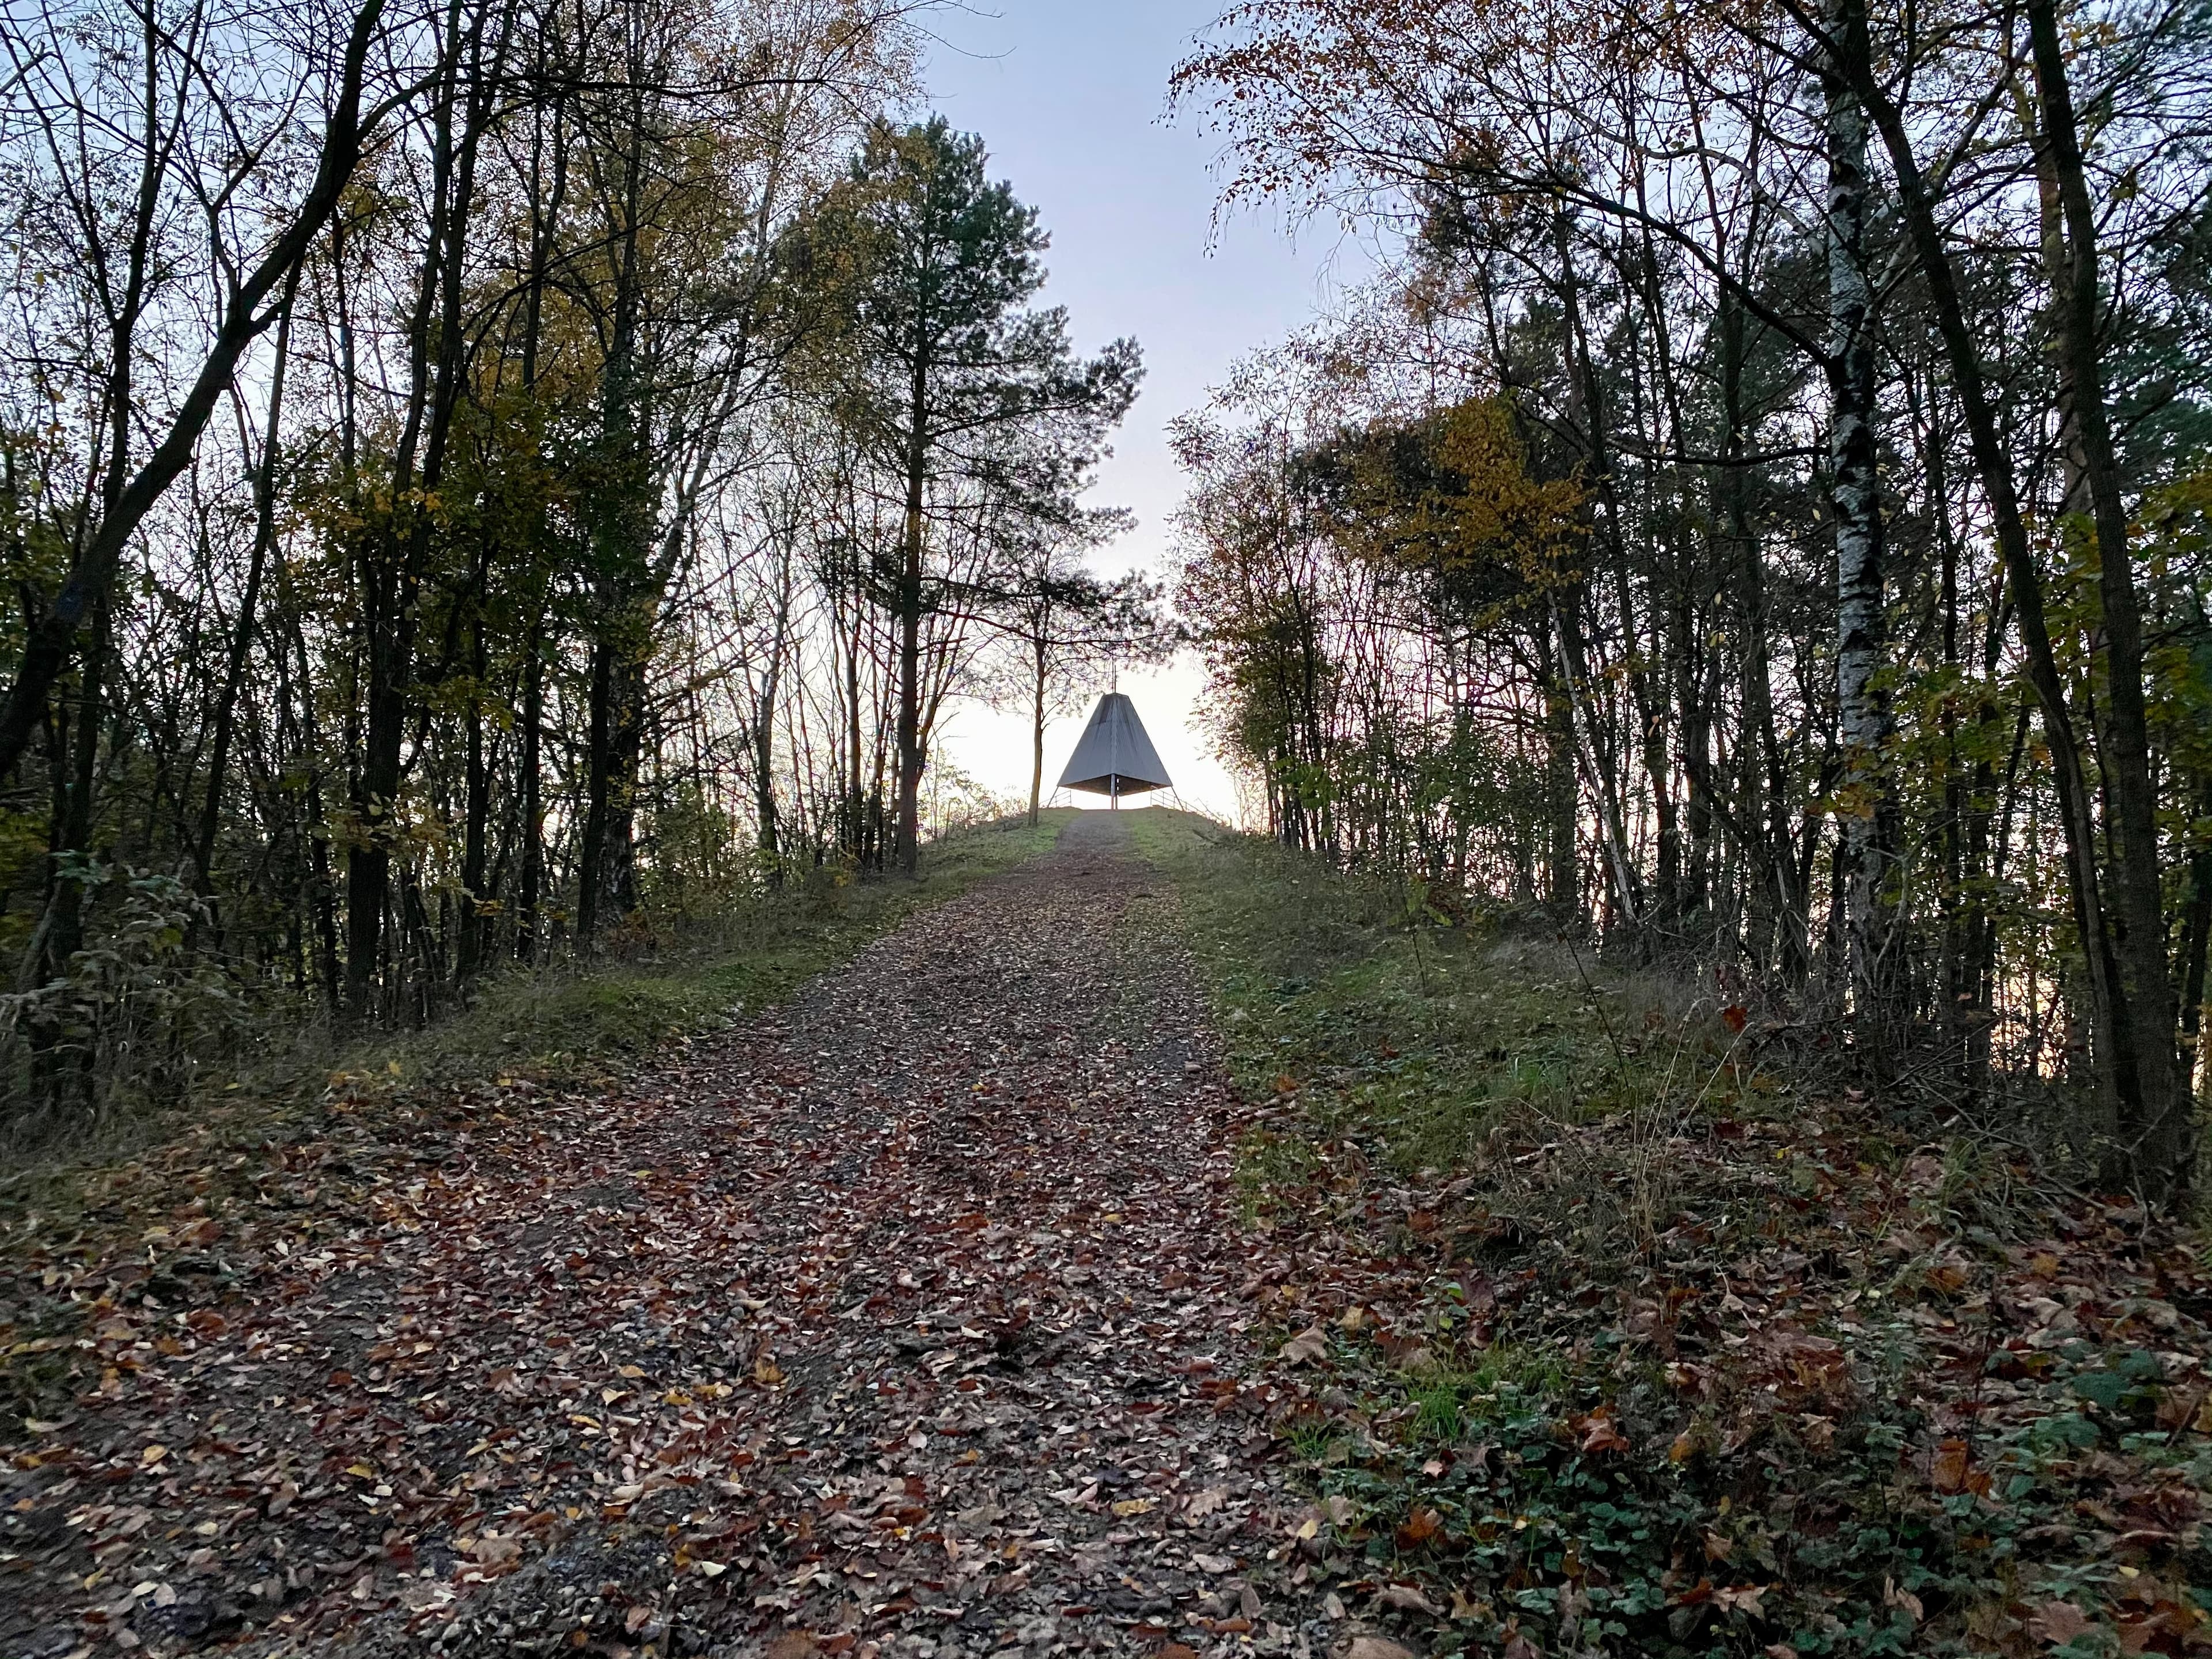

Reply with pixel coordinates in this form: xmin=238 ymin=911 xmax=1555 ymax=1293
xmin=2029 ymin=1600 xmax=2093 ymax=1645
xmin=1344 ymin=1638 xmax=1421 ymax=1659
xmin=1377 ymin=1583 xmax=1444 ymax=1616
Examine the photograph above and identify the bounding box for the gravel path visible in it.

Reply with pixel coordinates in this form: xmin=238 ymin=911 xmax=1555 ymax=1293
xmin=3 ymin=815 xmax=1321 ymax=1658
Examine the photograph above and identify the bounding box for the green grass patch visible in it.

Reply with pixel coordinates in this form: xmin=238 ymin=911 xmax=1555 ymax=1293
xmin=1131 ymin=811 xmax=2212 ymax=1658
xmin=335 ymin=810 xmax=1074 ymax=1093
xmin=1127 ymin=810 xmax=1758 ymax=1255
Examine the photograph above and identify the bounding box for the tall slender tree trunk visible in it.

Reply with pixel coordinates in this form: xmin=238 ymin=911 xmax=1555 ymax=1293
xmin=347 ymin=0 xmax=498 ymax=1015
xmin=1840 ymin=10 xmax=2183 ymax=1196
xmin=577 ymin=622 xmax=618 ymax=946
xmin=195 ymin=275 xmax=298 ymax=906
xmin=43 ymin=605 xmax=111 ymax=995
xmin=457 ymin=611 xmax=491 ymax=986
xmin=753 ymin=627 xmax=786 ymax=882
xmin=2173 ymin=772 xmax=2209 ymax=1093
xmin=893 ymin=363 xmax=930 ymax=877
xmin=1822 ymin=0 xmax=1900 ymax=1064
xmin=510 ymin=62 xmax=561 ymax=965
xmin=1029 ymin=636 xmax=1048 ymax=828
xmin=1536 ymin=607 xmax=1578 ymax=915
xmin=2027 ymin=0 xmax=2189 ymax=1191
xmin=845 ymin=597 xmax=865 ymax=863
xmin=516 ymin=623 xmax=543 ymax=963
xmin=577 ymin=72 xmax=649 ymax=946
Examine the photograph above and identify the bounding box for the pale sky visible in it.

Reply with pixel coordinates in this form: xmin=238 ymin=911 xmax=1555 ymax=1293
xmin=916 ymin=1 xmax=1365 ymax=822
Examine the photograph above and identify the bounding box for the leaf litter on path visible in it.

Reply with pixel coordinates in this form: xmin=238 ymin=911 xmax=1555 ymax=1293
xmin=1 ymin=817 xmax=1343 ymax=1658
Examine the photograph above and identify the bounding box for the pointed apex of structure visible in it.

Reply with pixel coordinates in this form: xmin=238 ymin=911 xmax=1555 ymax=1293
xmin=1057 ymin=692 xmax=1172 ymax=798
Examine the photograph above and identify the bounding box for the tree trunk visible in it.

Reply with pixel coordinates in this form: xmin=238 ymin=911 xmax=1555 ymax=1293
xmin=2174 ymin=772 xmax=2210 ymax=1093
xmin=577 ymin=619 xmax=619 ymax=946
xmin=195 ymin=274 xmax=298 ymax=904
xmin=1840 ymin=10 xmax=2181 ymax=1196
xmin=516 ymin=623 xmax=543 ymax=963
xmin=2027 ymin=0 xmax=2189 ymax=1194
xmin=1536 ymin=607 xmax=1578 ymax=915
xmin=1029 ymin=637 xmax=1048 ymax=827
xmin=0 ymin=0 xmax=387 ymax=786
xmin=894 ymin=364 xmax=929 ymax=877
xmin=457 ymin=613 xmax=490 ymax=986
xmin=754 ymin=678 xmax=782 ymax=880
xmin=1821 ymin=0 xmax=1900 ymax=1066
xmin=577 ymin=71 xmax=650 ymax=945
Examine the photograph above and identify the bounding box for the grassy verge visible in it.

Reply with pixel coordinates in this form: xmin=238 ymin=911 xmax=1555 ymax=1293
xmin=9 ymin=810 xmax=1074 ymax=1209
xmin=1133 ymin=811 xmax=2212 ymax=1659
xmin=0 ymin=812 xmax=1071 ymax=1415
xmin=320 ymin=809 xmax=1077 ymax=1101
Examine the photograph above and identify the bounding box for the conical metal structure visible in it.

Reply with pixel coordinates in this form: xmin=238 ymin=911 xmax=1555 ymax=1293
xmin=1056 ymin=692 xmax=1172 ymax=804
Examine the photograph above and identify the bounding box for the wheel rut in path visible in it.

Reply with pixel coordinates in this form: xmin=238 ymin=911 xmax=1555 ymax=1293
xmin=5 ymin=815 xmax=1320 ymax=1658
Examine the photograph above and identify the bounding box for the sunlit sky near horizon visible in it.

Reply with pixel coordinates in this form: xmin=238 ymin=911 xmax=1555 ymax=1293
xmin=914 ymin=2 xmax=1368 ymax=823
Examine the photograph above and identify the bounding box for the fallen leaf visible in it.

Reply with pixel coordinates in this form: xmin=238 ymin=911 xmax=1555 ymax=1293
xmin=2030 ymin=1601 xmax=2094 ymax=1645
xmin=1930 ymin=1438 xmax=1992 ymax=1497
xmin=1578 ymin=1409 xmax=1630 ymax=1454
xmin=1345 ymin=1640 xmax=1419 ymax=1659
xmin=1377 ymin=1583 xmax=1444 ymax=1616
xmin=1395 ymin=1508 xmax=1445 ymax=1548
xmin=470 ymin=1535 xmax=522 ymax=1568
xmin=1714 ymin=1584 xmax=1768 ymax=1618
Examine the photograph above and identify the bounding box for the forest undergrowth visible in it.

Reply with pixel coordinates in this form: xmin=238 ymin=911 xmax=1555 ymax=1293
xmin=0 ymin=811 xmax=1072 ymax=1402
xmin=1131 ymin=811 xmax=2212 ymax=1659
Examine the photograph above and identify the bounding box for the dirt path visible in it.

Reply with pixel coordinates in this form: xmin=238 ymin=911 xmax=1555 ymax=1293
xmin=4 ymin=815 xmax=1322 ymax=1659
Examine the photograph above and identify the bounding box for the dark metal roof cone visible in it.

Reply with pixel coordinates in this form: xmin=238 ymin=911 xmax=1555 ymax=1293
xmin=1056 ymin=692 xmax=1172 ymax=796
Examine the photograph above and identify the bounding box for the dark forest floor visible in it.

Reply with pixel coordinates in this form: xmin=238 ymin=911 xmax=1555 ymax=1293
xmin=0 ymin=815 xmax=1332 ymax=1659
